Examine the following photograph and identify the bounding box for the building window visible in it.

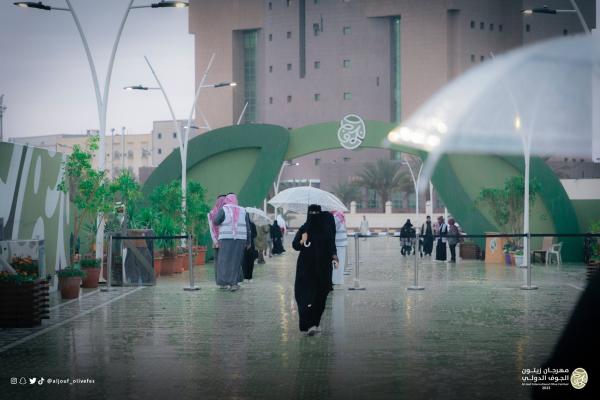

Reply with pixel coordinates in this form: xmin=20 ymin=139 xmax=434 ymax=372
xmin=343 ymin=26 xmax=351 ymax=35
xmin=313 ymin=23 xmax=320 ymax=36
xmin=480 ymin=22 xmax=484 ymax=30
xmin=391 ymin=16 xmax=401 ymax=122
xmin=243 ymin=29 xmax=258 ymax=123
xmin=343 ymin=59 xmax=351 ymax=68
xmin=287 ymin=95 xmax=292 ymax=103
xmin=287 ymin=31 xmax=292 ymax=39
xmin=314 ymin=60 xmax=320 ymax=69
xmin=173 ymin=132 xmax=177 ymax=138
xmin=269 ymin=33 xmax=273 ymax=41
xmin=563 ymin=29 xmax=568 ymax=36
xmin=499 ymin=24 xmax=503 ymax=32
xmin=157 ymin=133 xmax=162 ymax=139
xmin=470 ymin=54 xmax=475 ymax=62
xmin=343 ymin=92 xmax=352 ymax=100
xmin=128 ymin=150 xmax=134 ymax=159
xmin=470 ymin=20 xmax=475 ymax=29
xmin=343 ymin=157 xmax=351 ymax=162
xmin=376 ymin=76 xmax=380 ymax=87
xmin=314 ymin=158 xmax=320 ymax=166
xmin=158 ymin=148 xmax=162 ymax=155
xmin=314 ymin=93 xmax=320 ymax=101
xmin=490 ymin=23 xmax=494 ymax=31
xmin=269 ymin=97 xmax=273 ymax=104
xmin=268 ymin=2 xmax=272 ymax=10
xmin=314 ymin=0 xmax=319 ymax=3
xmin=480 ymin=55 xmax=485 ymax=62
xmin=269 ymin=65 xmax=273 ymax=73
xmin=287 ymin=0 xmax=291 ymax=6
xmin=526 ymin=24 xmax=530 ymax=32
xmin=287 ymin=63 xmax=292 ymax=71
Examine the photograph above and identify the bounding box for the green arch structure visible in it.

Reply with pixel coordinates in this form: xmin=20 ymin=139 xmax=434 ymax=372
xmin=144 ymin=121 xmax=587 ymax=261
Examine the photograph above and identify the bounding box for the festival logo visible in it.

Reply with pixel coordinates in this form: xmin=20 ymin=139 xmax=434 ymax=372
xmin=570 ymin=368 xmax=588 ymax=389
xmin=338 ymin=114 xmax=366 ymax=150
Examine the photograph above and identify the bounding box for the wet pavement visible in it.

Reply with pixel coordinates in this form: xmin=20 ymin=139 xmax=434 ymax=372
xmin=0 ymin=237 xmax=588 ymax=399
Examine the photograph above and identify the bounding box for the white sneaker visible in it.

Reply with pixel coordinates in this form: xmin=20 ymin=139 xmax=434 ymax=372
xmin=307 ymin=326 xmax=317 ymax=336
xmin=229 ymin=285 xmax=240 ymax=292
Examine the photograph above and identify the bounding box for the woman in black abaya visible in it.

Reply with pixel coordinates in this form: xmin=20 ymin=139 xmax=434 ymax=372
xmin=292 ymin=204 xmax=338 ymax=336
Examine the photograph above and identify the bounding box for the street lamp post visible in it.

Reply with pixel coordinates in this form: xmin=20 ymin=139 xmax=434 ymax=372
xmin=14 ymin=0 xmax=189 ymax=262
xmin=402 ymin=160 xmax=423 ymax=222
xmin=125 ymin=56 xmax=235 ymax=230
xmin=274 ymin=161 xmax=300 ymax=195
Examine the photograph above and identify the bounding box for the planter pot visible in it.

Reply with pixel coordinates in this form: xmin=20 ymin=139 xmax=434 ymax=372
xmin=504 ymin=253 xmax=512 ymax=265
xmin=154 ymin=257 xmax=162 ymax=278
xmin=0 ymin=279 xmax=49 ymax=327
xmin=509 ymin=253 xmax=516 ymax=266
xmin=81 ymin=267 xmax=100 ymax=288
xmin=59 ymin=276 xmax=81 ymax=299
xmin=160 ymin=255 xmax=177 ymax=276
xmin=194 ymin=246 xmax=207 ymax=265
xmin=515 ymin=255 xmax=524 ymax=266
xmin=177 ymin=254 xmax=186 ymax=273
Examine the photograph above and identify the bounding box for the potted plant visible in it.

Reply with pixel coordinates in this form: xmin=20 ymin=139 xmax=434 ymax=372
xmin=0 ymin=271 xmax=49 ymax=327
xmin=150 ymin=182 xmax=184 ymax=276
xmin=57 ymin=267 xmax=86 ymax=299
xmin=185 ymin=181 xmax=210 ymax=267
xmin=503 ymin=243 xmax=512 ymax=265
xmin=57 ymin=135 xmax=112 ymax=263
xmin=514 ymin=249 xmax=525 ymax=266
xmin=80 ymin=258 xmax=101 ymax=288
xmin=478 ymin=176 xmax=541 ymax=263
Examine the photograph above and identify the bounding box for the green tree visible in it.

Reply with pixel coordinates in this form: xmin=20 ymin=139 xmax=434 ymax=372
xmin=149 ymin=181 xmax=183 ymax=256
xmin=477 ymin=175 xmax=542 ymax=245
xmin=331 ymin=181 xmax=360 ymax=208
xmin=185 ymin=181 xmax=210 ymax=246
xmin=353 ymin=159 xmax=412 ymax=212
xmin=57 ymin=135 xmax=112 ymax=260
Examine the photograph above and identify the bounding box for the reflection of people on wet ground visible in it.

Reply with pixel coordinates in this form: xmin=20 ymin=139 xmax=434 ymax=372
xmin=359 ymin=215 xmax=369 ymax=239
xmin=435 ymin=216 xmax=448 ymax=262
xmin=271 ymin=220 xmax=286 ymax=255
xmin=331 ymin=211 xmax=347 ymax=285
xmin=214 ymin=193 xmax=250 ymax=292
xmin=208 ymin=194 xmax=227 ymax=283
xmin=242 ymin=220 xmax=258 ymax=281
xmin=420 ymin=215 xmax=434 ymax=257
xmin=400 ymin=219 xmax=416 ymax=256
xmin=292 ymin=204 xmax=338 ymax=336
xmin=532 ymin=271 xmax=600 ymax=399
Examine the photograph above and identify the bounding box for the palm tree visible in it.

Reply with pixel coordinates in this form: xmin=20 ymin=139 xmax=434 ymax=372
xmin=354 ymin=159 xmax=412 ymax=212
xmin=331 ymin=181 xmax=360 ymax=208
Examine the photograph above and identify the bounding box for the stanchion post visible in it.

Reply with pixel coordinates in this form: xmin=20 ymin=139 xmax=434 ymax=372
xmin=521 ymin=233 xmax=538 ymax=290
xmin=344 ymin=245 xmax=351 ymax=275
xmin=408 ymin=237 xmax=425 ymax=290
xmin=349 ymin=234 xmax=366 ymax=290
xmin=101 ymin=234 xmax=114 ymax=292
xmin=184 ymin=234 xmax=200 ymax=291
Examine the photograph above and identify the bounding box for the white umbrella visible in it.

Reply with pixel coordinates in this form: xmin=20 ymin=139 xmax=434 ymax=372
xmin=245 ymin=207 xmax=273 ymax=226
xmin=387 ymin=34 xmax=598 ymax=286
xmin=268 ymin=186 xmax=349 ymax=213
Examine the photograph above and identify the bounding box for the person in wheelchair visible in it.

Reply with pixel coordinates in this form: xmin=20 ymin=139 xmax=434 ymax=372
xmin=400 ymin=219 xmax=416 ymax=256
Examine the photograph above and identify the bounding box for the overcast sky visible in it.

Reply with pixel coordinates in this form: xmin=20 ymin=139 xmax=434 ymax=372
xmin=0 ymin=0 xmax=195 ymax=139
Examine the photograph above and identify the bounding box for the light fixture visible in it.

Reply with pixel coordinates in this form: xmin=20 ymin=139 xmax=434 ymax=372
xmin=521 ymin=6 xmax=558 ymax=15
xmin=13 ymin=2 xmax=51 ymax=11
xmin=151 ymin=1 xmax=189 ymax=8
xmin=124 ymin=85 xmax=149 ymax=91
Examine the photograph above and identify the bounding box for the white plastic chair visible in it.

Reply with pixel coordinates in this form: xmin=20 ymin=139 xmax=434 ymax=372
xmin=546 ymin=242 xmax=563 ymax=265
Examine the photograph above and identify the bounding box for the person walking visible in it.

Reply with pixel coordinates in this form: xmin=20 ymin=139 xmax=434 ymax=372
xmin=214 ymin=193 xmax=250 ymax=291
xmin=447 ymin=218 xmax=462 ymax=263
xmin=421 ymin=216 xmax=434 ymax=257
xmin=292 ymin=204 xmax=338 ymax=336
xmin=271 ymin=220 xmax=286 ymax=255
xmin=208 ymin=194 xmax=227 ymax=284
xmin=435 ymin=216 xmax=448 ymax=262
xmin=331 ymin=211 xmax=347 ymax=286
xmin=254 ymin=221 xmax=269 ymax=264
xmin=400 ymin=219 xmax=416 ymax=256
xmin=242 ymin=220 xmax=258 ymax=281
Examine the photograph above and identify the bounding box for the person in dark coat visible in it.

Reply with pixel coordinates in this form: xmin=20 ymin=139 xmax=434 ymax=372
xmin=242 ymin=221 xmax=258 ymax=281
xmin=435 ymin=216 xmax=448 ymax=261
xmin=292 ymin=204 xmax=338 ymax=336
xmin=420 ymin=215 xmax=434 ymax=257
xmin=271 ymin=221 xmax=285 ymax=255
xmin=400 ymin=219 xmax=416 ymax=256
